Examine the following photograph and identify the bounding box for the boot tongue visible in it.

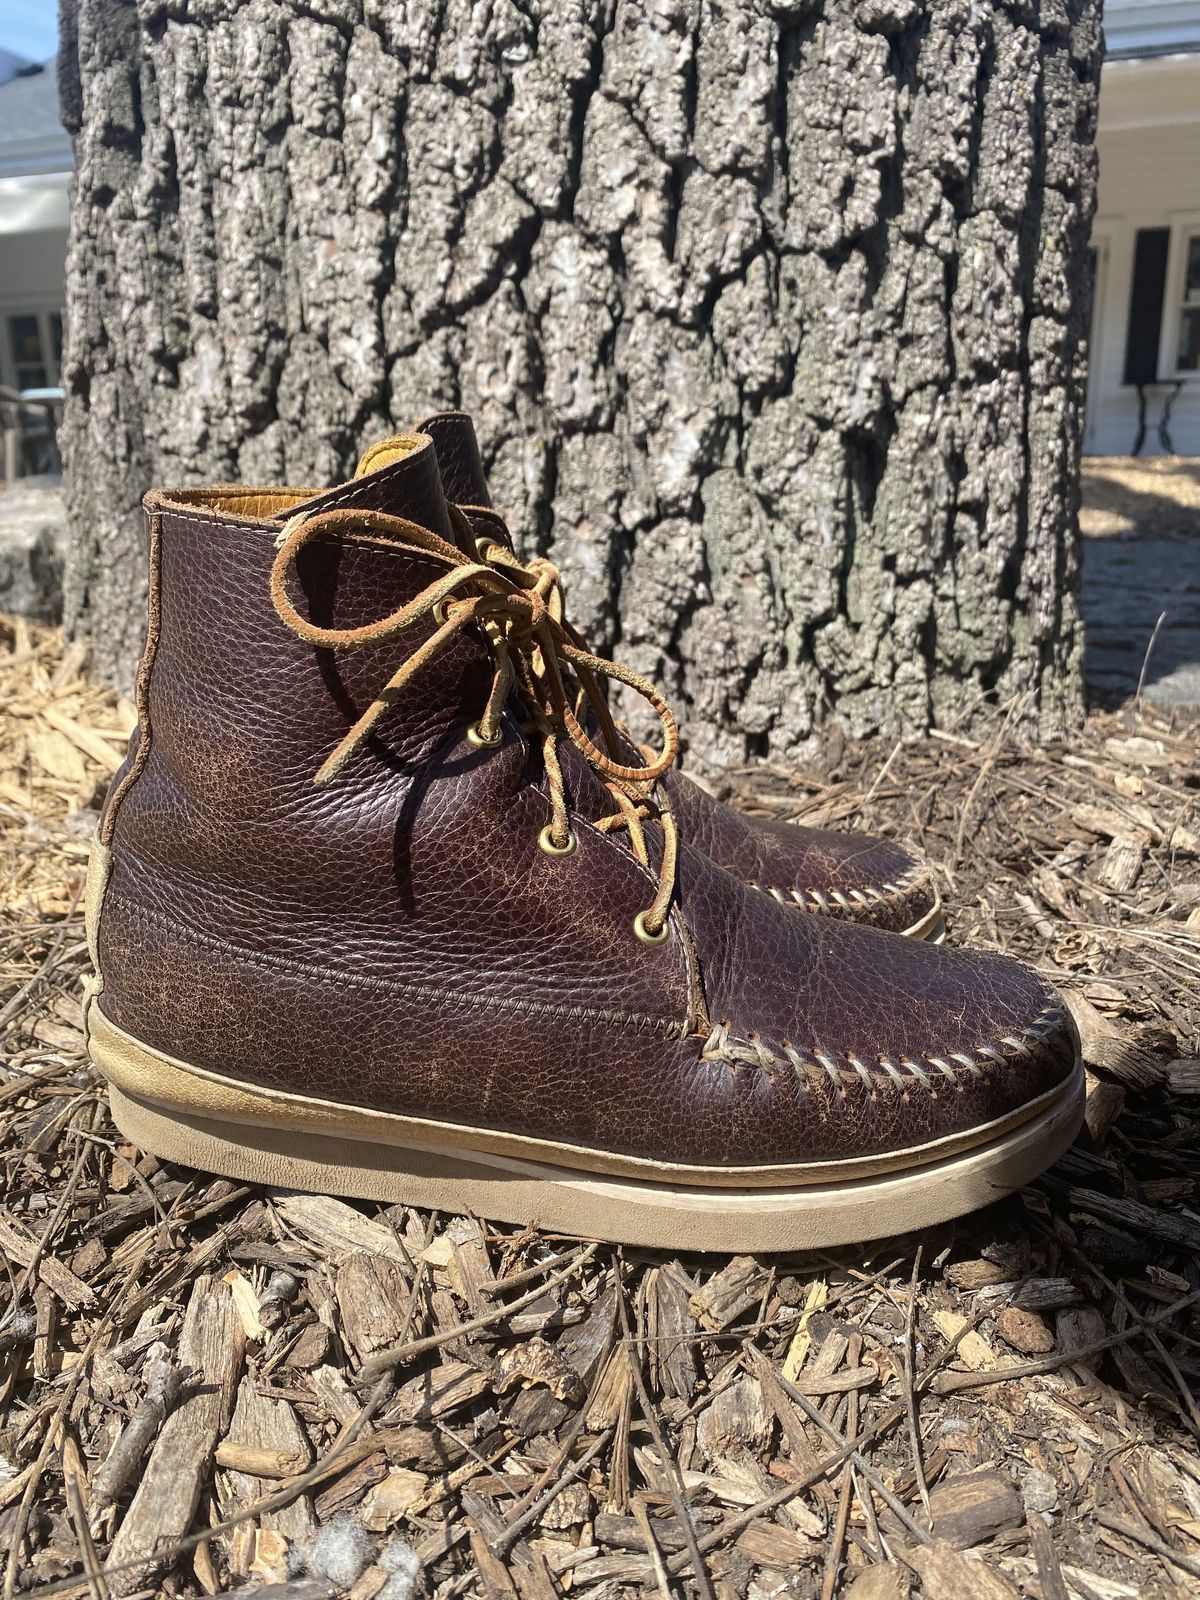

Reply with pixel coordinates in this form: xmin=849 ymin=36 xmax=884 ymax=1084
xmin=354 ymin=413 xmax=512 ymax=558
xmin=349 ymin=413 xmax=490 ymax=508
xmin=282 ymin=432 xmax=455 ymax=544
xmin=412 ymin=412 xmax=492 ymax=507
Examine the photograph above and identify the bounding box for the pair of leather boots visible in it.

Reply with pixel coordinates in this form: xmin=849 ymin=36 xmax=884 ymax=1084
xmin=85 ymin=414 xmax=1083 ymax=1252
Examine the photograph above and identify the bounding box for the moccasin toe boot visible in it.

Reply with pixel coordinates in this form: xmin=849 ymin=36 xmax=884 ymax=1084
xmin=368 ymin=413 xmax=942 ymax=939
xmin=85 ymin=435 xmax=1083 ymax=1252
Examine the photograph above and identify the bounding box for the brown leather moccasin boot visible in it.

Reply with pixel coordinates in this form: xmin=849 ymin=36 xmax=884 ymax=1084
xmin=85 ymin=434 xmax=1082 ymax=1252
xmin=358 ymin=414 xmax=943 ymax=940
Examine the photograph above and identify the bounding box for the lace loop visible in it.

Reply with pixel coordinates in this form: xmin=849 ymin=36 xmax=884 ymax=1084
xmin=270 ymin=504 xmax=680 ymax=936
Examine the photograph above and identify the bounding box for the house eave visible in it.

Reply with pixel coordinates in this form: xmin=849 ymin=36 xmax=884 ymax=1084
xmin=0 ymin=170 xmax=71 ymax=236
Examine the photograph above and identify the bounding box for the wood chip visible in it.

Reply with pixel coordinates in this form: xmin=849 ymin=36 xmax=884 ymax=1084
xmin=844 ymin=1564 xmax=912 ymax=1600
xmin=933 ymin=1310 xmax=997 ymax=1371
xmin=223 ymin=1268 xmax=269 ymax=1342
xmin=388 ymin=1361 xmax=492 ymax=1425
xmin=689 ymin=1256 xmax=764 ymax=1331
xmin=996 ymin=1307 xmax=1055 ymax=1355
xmin=1098 ymin=833 xmax=1146 ymax=892
xmin=904 ymin=1539 xmax=1023 ymax=1600
xmin=336 ymin=1251 xmax=412 ymax=1362
xmin=273 ymin=1195 xmax=408 ymax=1262
xmin=360 ymin=1468 xmax=430 ymax=1531
xmin=697 ymin=1375 xmax=773 ymax=1460
xmin=496 ymin=1335 xmax=583 ymax=1402
xmin=927 ymin=1469 xmax=1024 ymax=1549
xmin=105 ymin=1275 xmax=246 ymax=1594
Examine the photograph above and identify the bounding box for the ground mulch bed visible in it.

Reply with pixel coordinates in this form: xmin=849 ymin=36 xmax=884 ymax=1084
xmin=2 ymin=613 xmax=1199 ymax=1600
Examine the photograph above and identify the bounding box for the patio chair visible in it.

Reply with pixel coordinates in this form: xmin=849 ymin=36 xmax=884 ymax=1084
xmin=0 ymin=386 xmax=59 ymax=482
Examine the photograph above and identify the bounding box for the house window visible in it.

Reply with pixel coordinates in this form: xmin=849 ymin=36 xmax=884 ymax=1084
xmin=3 ymin=310 xmax=63 ymax=392
xmin=1178 ymin=235 xmax=1200 ymax=373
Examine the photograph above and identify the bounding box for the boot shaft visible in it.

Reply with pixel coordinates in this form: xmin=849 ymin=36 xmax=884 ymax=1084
xmin=94 ymin=436 xmax=697 ymax=1080
xmin=101 ymin=444 xmax=495 ymax=926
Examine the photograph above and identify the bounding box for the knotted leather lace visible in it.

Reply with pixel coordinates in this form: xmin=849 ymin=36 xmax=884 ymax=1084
xmin=269 ymin=505 xmax=681 ymax=937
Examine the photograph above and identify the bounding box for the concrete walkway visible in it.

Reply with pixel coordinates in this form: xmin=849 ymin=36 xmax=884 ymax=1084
xmin=1083 ymin=535 xmax=1200 ymax=708
xmin=1081 ymin=458 xmax=1200 ymax=710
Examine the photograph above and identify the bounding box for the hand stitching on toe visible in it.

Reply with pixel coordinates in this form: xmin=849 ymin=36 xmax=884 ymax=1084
xmin=745 ymin=865 xmax=929 ymax=911
xmin=700 ymin=1005 xmax=1067 ymax=1093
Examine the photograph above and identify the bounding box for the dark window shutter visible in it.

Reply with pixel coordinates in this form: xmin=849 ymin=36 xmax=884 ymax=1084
xmin=1123 ymin=228 xmax=1170 ymax=385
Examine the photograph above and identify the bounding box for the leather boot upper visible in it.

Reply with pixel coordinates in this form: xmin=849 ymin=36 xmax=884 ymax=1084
xmin=94 ymin=436 xmax=1075 ymax=1171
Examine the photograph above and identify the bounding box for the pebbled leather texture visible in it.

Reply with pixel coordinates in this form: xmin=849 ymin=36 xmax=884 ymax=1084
xmin=419 ymin=413 xmax=493 ymax=507
xmin=95 ymin=435 xmax=1076 ymax=1169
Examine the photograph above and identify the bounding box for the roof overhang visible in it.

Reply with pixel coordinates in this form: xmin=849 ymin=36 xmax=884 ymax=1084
xmin=0 ymin=170 xmax=70 ymax=236
xmin=1105 ymin=1 xmax=1200 ymax=60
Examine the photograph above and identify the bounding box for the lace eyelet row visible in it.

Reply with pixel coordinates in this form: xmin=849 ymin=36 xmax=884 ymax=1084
xmin=533 ymin=820 xmax=672 ymax=945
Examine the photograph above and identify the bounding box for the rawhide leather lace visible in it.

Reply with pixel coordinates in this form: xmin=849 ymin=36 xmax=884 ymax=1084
xmin=474 ymin=529 xmax=673 ymax=820
xmin=270 ymin=505 xmax=681 ymax=938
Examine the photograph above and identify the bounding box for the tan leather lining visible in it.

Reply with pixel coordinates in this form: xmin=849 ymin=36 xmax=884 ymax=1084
xmin=354 ymin=433 xmax=424 ymax=477
xmin=159 ymin=486 xmax=321 ymax=518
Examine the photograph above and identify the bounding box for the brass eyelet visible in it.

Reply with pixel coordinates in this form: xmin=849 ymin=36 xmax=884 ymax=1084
xmin=467 ymin=721 xmax=504 ymax=748
xmin=432 ymin=597 xmax=454 ymax=625
xmin=537 ymin=824 xmax=578 ymax=857
xmin=633 ymin=911 xmax=671 ymax=945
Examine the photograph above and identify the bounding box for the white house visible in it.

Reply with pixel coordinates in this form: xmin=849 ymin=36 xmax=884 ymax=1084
xmin=1087 ymin=1 xmax=1200 ymax=455
xmin=0 ymin=52 xmax=69 ymax=395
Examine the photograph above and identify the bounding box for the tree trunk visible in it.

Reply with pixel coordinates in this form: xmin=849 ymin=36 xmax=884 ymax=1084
xmin=60 ymin=0 xmax=1100 ymax=764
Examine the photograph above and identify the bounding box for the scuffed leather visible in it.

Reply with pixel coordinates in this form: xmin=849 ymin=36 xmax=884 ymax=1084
xmin=96 ymin=437 xmax=1076 ymax=1169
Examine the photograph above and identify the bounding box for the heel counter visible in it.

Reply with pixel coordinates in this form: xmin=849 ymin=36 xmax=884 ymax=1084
xmin=87 ymin=507 xmax=161 ymax=1021
xmin=97 ymin=505 xmax=162 ymax=854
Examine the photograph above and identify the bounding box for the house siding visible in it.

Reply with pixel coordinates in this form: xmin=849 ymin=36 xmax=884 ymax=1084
xmin=1088 ymin=52 xmax=1200 ymax=455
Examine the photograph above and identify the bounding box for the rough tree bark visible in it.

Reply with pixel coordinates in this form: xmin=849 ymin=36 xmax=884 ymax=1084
xmin=59 ymin=0 xmax=1100 ymax=763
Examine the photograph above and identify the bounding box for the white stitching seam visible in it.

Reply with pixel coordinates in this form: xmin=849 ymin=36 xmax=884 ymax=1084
xmin=699 ymin=1005 xmax=1065 ymax=1092
xmin=748 ymin=865 xmax=927 ymax=913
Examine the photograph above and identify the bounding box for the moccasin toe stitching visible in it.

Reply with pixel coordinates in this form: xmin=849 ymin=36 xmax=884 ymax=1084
xmin=700 ymin=994 xmax=1072 ymax=1099
xmin=742 ymin=855 xmax=939 ymax=936
xmin=685 ymin=934 xmax=1078 ymax=1168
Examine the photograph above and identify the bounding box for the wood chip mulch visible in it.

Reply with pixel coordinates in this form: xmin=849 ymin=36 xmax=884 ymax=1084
xmin=2 ymin=613 xmax=1199 ymax=1600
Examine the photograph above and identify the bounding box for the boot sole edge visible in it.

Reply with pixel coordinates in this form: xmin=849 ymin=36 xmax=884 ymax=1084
xmin=90 ymin=1007 xmax=1084 ymax=1253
